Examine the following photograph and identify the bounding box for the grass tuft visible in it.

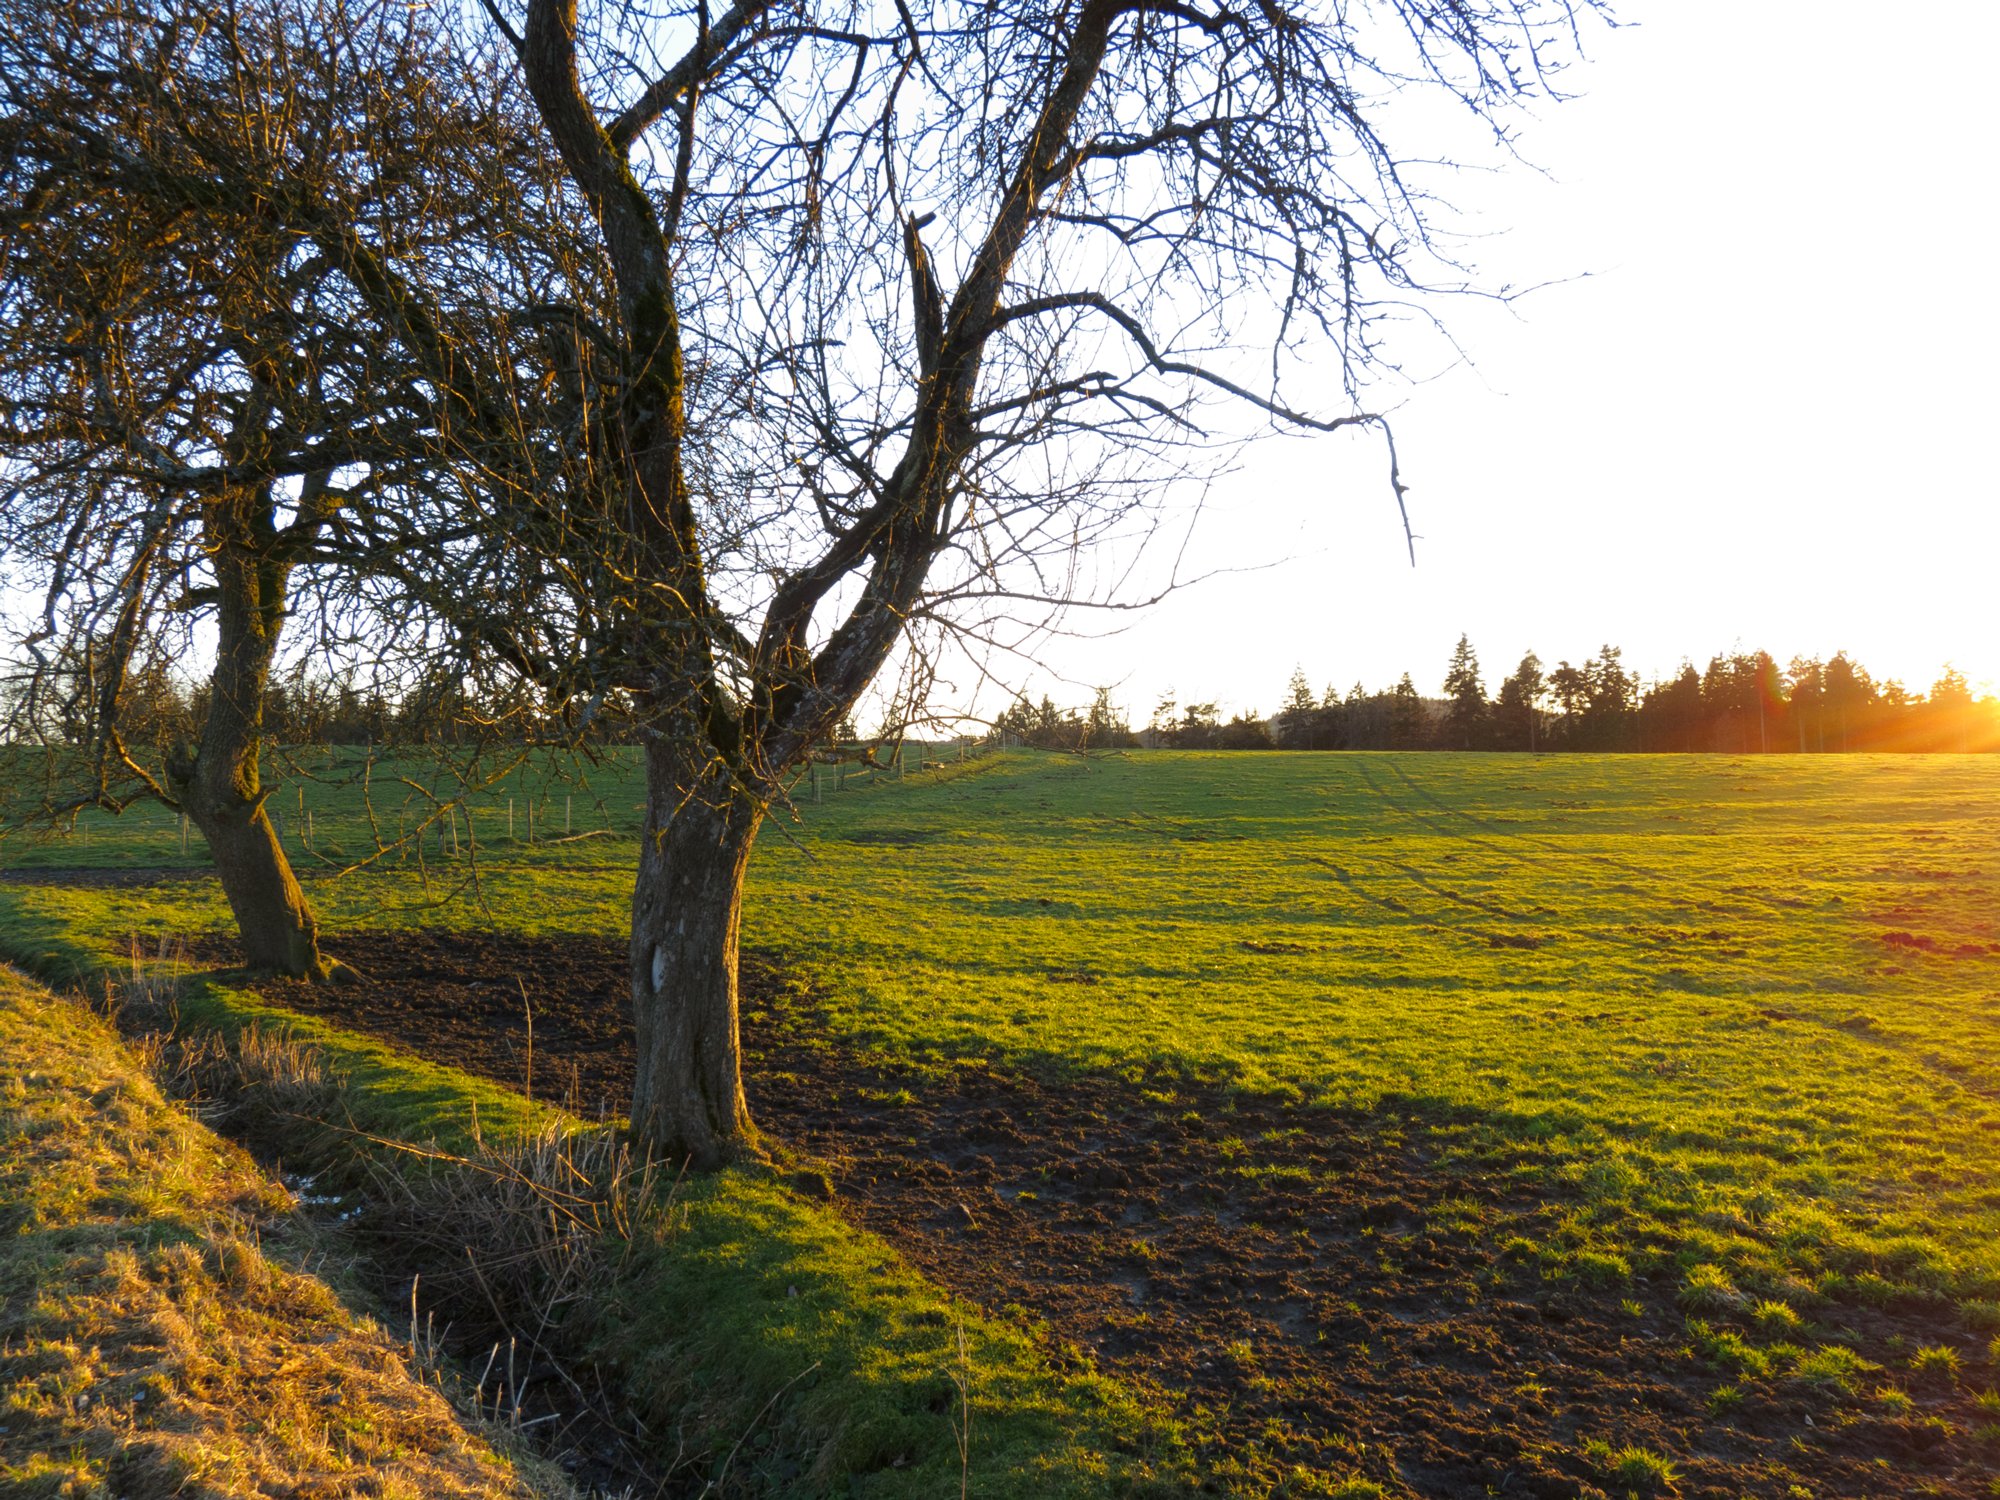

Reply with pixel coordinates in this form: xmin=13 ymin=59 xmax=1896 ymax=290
xmin=1679 ymin=1263 xmax=1742 ymax=1314
xmin=1582 ymin=1438 xmax=1679 ymax=1493
xmin=1751 ymin=1298 xmax=1802 ymax=1332
xmin=1910 ymin=1343 xmax=1964 ymax=1379
xmin=1788 ymin=1344 xmax=1875 ymax=1393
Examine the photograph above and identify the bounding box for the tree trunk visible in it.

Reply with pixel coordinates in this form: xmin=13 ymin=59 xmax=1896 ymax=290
xmin=167 ymin=480 xmax=341 ymax=982
xmin=196 ymin=797 xmax=332 ymax=977
xmin=628 ymin=741 xmax=763 ymax=1168
xmin=170 ymin=728 xmax=339 ymax=982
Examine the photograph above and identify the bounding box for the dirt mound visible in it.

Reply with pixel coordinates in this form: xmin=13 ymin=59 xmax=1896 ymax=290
xmin=195 ymin=929 xmax=1993 ymax=1499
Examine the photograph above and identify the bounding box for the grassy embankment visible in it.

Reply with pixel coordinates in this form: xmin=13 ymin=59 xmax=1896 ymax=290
xmin=0 ymin=966 xmax=560 ymax=1498
xmin=5 ymin=749 xmax=2000 ymax=1487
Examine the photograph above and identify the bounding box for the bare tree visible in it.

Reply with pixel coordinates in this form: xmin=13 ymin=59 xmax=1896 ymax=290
xmin=6 ymin=0 xmax=1607 ymax=1148
xmin=396 ymin=0 xmax=1614 ymax=1164
xmin=0 ymin=0 xmax=584 ymax=975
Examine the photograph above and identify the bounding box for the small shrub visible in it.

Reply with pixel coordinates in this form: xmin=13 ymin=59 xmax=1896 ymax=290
xmin=141 ymin=1018 xmax=344 ymax=1138
xmin=1707 ymin=1383 xmax=1743 ymax=1414
xmin=235 ymin=1023 xmax=344 ymax=1118
xmin=1874 ymin=1385 xmax=1915 ymax=1414
xmin=366 ymin=1120 xmax=673 ymax=1357
xmin=114 ymin=933 xmax=192 ymax=1017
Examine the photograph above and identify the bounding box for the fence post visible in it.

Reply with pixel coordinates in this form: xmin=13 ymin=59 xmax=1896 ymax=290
xmin=565 ymin=795 xmax=572 ymax=835
xmin=508 ymin=798 xmax=515 ymax=840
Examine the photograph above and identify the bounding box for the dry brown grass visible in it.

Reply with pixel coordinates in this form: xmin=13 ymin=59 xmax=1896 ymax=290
xmin=0 ymin=965 xmax=568 ymax=1499
xmin=370 ymin=1120 xmax=671 ymax=1340
xmin=357 ymin=1113 xmax=685 ymax=1474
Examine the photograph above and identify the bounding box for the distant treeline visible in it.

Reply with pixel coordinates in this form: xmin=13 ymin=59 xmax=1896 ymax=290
xmin=30 ymin=640 xmax=1992 ymax=755
xmin=999 ymin=641 xmax=2000 ymax=754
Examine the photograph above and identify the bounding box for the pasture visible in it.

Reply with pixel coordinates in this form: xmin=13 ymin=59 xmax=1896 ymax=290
xmin=4 ymin=750 xmax=1998 ymax=1497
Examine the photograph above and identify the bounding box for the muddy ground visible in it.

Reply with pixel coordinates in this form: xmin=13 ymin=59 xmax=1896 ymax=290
xmin=193 ymin=927 xmax=1989 ymax=1498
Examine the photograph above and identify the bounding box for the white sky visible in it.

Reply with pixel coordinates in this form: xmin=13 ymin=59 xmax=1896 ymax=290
xmin=994 ymin=1 xmax=2000 ymax=721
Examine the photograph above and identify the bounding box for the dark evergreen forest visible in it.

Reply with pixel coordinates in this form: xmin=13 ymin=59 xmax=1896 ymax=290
xmin=1001 ymin=638 xmax=2000 ymax=754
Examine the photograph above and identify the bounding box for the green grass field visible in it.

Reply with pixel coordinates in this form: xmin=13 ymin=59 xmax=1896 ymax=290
xmin=5 ymin=749 xmax=1999 ymax=1494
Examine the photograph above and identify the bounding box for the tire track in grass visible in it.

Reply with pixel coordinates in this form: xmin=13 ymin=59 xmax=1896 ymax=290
xmin=1340 ymin=763 xmax=1673 ymax=956
xmin=1360 ymin=758 xmax=1674 ymax=896
xmin=1382 ymin=860 xmax=1655 ymax=955
xmin=1379 ymin=763 xmax=2000 ymax=1103
xmin=1383 ymin=760 xmax=1820 ymax=918
xmin=1385 ymin=759 xmax=2000 ymax=976
xmin=1361 ymin=759 xmax=1845 ymax=959
xmin=1308 ymin=854 xmax=1630 ymax=959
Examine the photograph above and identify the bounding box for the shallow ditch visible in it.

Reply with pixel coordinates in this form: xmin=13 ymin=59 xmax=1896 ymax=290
xmin=106 ymin=986 xmax=674 ymax=1498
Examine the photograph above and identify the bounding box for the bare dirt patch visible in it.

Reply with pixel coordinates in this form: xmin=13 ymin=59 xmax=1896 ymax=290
xmin=1879 ymin=929 xmax=2000 ymax=959
xmin=195 ymin=929 xmax=1993 ymax=1499
xmin=0 ymin=864 xmax=210 ymax=888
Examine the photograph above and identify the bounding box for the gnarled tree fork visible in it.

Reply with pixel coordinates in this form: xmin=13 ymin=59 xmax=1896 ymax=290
xmin=484 ymin=0 xmax=1607 ymax=1165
